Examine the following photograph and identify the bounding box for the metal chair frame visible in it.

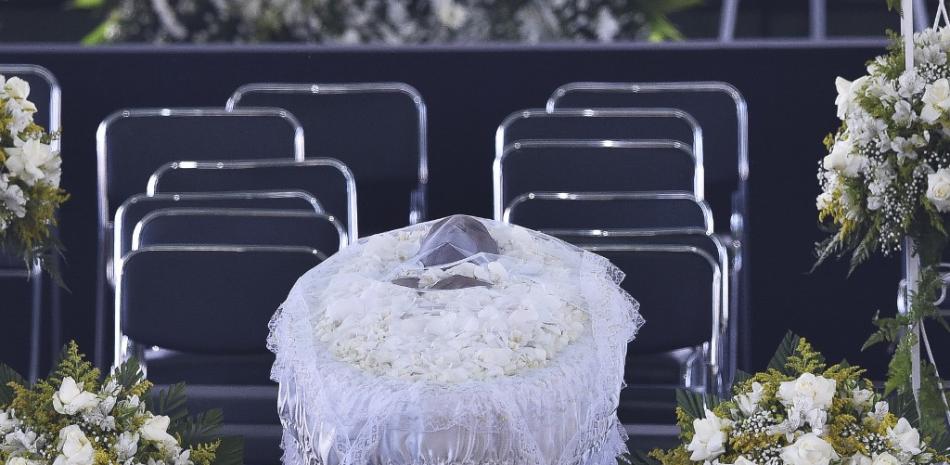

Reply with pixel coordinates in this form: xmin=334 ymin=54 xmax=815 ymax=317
xmin=494 ymin=108 xmax=703 ymax=220
xmin=131 ymin=208 xmax=347 ymax=254
xmin=502 ymin=191 xmax=714 ymax=235
xmin=577 ymin=243 xmax=724 ymax=395
xmin=147 ymin=158 xmax=358 ymax=240
xmin=0 ymin=64 xmax=61 ymax=382
xmin=116 ymin=244 xmax=323 ymax=370
xmin=226 ymin=82 xmax=427 ymax=223
xmin=495 ymin=139 xmax=702 ymax=213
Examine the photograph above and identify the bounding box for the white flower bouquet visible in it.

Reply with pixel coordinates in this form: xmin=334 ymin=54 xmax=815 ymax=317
xmin=0 ymin=342 xmax=241 ymax=465
xmin=0 ymin=74 xmax=67 ymax=273
xmin=814 ymin=25 xmax=950 ymax=442
xmin=640 ymin=334 xmax=949 ymax=465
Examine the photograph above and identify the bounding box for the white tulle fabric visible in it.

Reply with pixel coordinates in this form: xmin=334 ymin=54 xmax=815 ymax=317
xmin=268 ymin=217 xmax=643 ymax=465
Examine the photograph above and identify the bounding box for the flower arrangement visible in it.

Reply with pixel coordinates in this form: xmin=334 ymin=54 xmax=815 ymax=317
xmin=641 ymin=334 xmax=949 ymax=465
xmin=813 ymin=26 xmax=950 ymax=443
xmin=0 ymin=342 xmax=241 ymax=465
xmin=80 ymin=0 xmax=699 ymax=45
xmin=0 ymin=74 xmax=67 ymax=273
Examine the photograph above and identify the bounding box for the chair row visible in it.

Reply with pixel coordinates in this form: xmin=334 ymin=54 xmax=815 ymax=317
xmin=493 ymin=83 xmax=750 ymax=408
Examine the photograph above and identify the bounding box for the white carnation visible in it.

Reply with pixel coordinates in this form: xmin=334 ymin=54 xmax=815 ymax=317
xmin=781 ymin=433 xmax=839 ymax=465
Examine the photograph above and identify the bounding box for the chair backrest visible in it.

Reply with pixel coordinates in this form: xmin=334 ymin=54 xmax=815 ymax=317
xmin=120 ymin=245 xmax=322 ymax=355
xmin=0 ymin=64 xmax=60 ymax=148
xmin=494 ymin=108 xmax=701 ymax=219
xmin=496 ymin=139 xmax=699 ymax=215
xmin=114 ymin=191 xmax=323 ymax=273
xmin=147 ymin=158 xmax=357 ymax=240
xmin=547 ymin=82 xmax=748 ymax=236
xmin=96 ymin=107 xmax=305 ymax=225
xmin=132 ymin=208 xmax=346 ymax=255
xmin=547 ymin=82 xmax=747 ymax=183
xmin=504 ymin=192 xmax=713 ymax=234
xmin=581 ymin=244 xmax=721 ymax=358
xmin=227 ymin=82 xmax=426 ymax=232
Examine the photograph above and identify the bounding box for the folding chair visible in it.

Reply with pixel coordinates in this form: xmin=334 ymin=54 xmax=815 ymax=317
xmin=147 ymin=158 xmax=358 ymax=240
xmin=226 ymin=82 xmax=426 ymax=233
xmin=494 ymin=108 xmax=702 ymax=220
xmin=95 ymin=107 xmax=305 ymax=367
xmin=110 ymin=191 xmax=322 ymax=365
xmin=132 ymin=208 xmax=346 ymax=255
xmin=504 ymin=192 xmax=713 ymax=234
xmin=0 ymin=64 xmax=61 ymax=382
xmin=547 ymin=81 xmax=749 ymax=369
xmin=496 ymin=139 xmax=700 ymax=216
xmin=579 ymin=244 xmax=723 ymax=424
xmin=119 ymin=245 xmax=322 ymax=465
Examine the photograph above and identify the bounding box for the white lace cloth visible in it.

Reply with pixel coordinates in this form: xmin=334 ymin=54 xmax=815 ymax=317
xmin=268 ymin=217 xmax=643 ymax=465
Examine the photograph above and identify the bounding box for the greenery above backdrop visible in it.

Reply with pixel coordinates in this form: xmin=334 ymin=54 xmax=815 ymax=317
xmin=74 ymin=0 xmax=699 ymax=44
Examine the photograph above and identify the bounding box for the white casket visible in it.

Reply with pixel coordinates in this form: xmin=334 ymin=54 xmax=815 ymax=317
xmin=268 ymin=216 xmax=642 ymax=465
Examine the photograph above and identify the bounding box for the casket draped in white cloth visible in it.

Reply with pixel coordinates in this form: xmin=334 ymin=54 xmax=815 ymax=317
xmin=268 ymin=216 xmax=643 ymax=465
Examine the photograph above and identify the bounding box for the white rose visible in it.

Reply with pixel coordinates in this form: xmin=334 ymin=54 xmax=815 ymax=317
xmin=115 ymin=432 xmax=139 ymax=461
xmin=4 ymin=77 xmax=30 ymax=100
xmin=871 ymin=452 xmax=901 ymax=465
xmin=846 ymin=454 xmax=873 ymax=465
xmin=888 ymin=418 xmax=922 ymax=454
xmin=778 ymin=373 xmax=837 ymax=410
xmin=140 ymin=415 xmax=178 ymax=448
xmin=734 ymin=457 xmax=757 ymax=465
xmin=823 ymin=139 xmax=865 ymax=178
xmin=4 ymin=138 xmax=59 ymax=187
xmin=52 ymin=425 xmax=95 ymax=465
xmin=735 ymin=382 xmax=764 ymax=416
xmin=922 ymin=78 xmax=950 ymax=123
xmin=836 ymin=76 xmax=868 ymax=120
xmin=781 ymin=433 xmax=840 ymax=465
xmin=686 ymin=409 xmax=731 ymax=461
xmin=52 ymin=377 xmax=99 ymax=415
xmin=927 ymin=168 xmax=950 ymax=212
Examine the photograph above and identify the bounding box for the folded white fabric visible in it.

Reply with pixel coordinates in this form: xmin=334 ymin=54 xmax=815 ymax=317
xmin=268 ymin=216 xmax=642 ymax=465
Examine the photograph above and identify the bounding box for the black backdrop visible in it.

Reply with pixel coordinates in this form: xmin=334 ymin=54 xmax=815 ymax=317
xmin=0 ymin=40 xmax=904 ymax=377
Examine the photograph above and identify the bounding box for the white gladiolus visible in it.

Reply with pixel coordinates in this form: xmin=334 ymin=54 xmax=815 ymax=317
xmin=686 ymin=409 xmax=731 ymax=461
xmin=116 ymin=432 xmax=140 ymax=461
xmin=4 ymin=138 xmax=60 ymax=187
xmin=52 ymin=425 xmax=95 ymax=465
xmin=52 ymin=377 xmax=100 ymax=415
xmin=888 ymin=418 xmax=923 ymax=455
xmin=140 ymin=415 xmax=178 ymax=448
xmin=0 ymin=410 xmax=17 ymax=435
xmin=836 ymin=76 xmax=868 ymax=120
xmin=927 ymin=168 xmax=950 ymax=212
xmin=781 ymin=433 xmax=839 ymax=465
xmin=734 ymin=382 xmax=764 ymax=416
xmin=823 ymin=139 xmax=866 ymax=178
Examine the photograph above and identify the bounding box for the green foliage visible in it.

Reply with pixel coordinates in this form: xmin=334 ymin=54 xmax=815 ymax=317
xmin=622 ymin=449 xmax=662 ymax=465
xmin=0 ymin=363 xmax=26 ymax=408
xmin=766 ymin=331 xmax=801 ymax=374
xmin=52 ymin=341 xmax=100 ymax=389
xmin=149 ymin=382 xmax=189 ymax=422
xmin=674 ymin=389 xmax=720 ymax=422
